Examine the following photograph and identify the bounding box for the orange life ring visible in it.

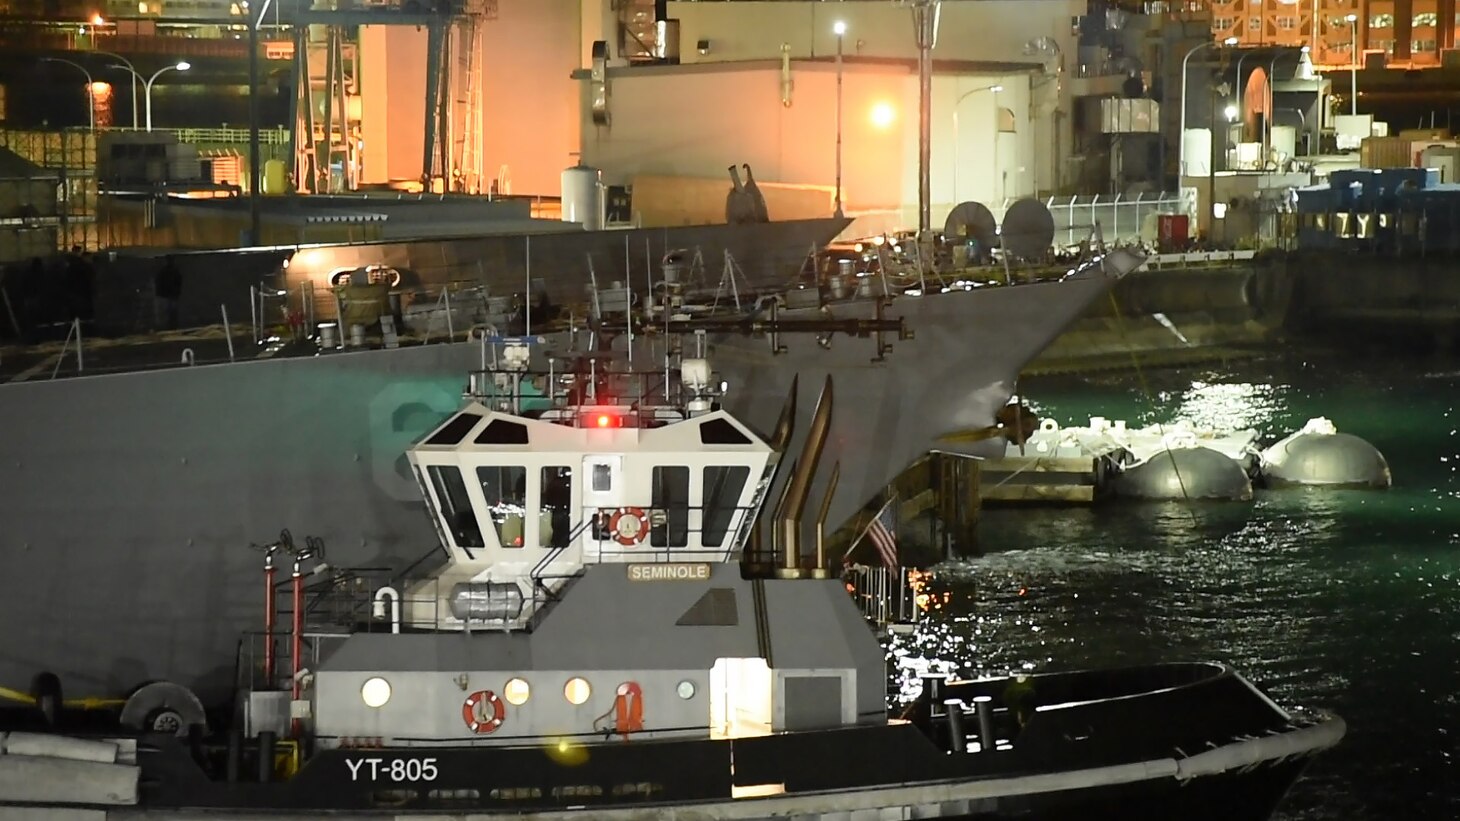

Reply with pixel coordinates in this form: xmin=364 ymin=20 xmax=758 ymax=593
xmin=607 ymin=507 xmax=649 ymax=546
xmin=462 ymin=690 xmax=505 ymax=734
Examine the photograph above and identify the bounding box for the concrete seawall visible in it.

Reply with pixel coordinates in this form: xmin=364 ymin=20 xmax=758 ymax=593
xmin=1030 ymin=248 xmax=1460 ymax=371
xmin=1030 ymin=257 xmax=1290 ymax=373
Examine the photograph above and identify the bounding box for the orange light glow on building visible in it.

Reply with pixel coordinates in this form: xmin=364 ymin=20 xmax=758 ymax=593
xmin=1183 ymin=0 xmax=1457 ymax=71
xmin=90 ymin=13 xmax=104 ymax=26
xmin=90 ymin=80 xmax=113 ymax=128
xmin=869 ymin=101 xmax=897 ymax=129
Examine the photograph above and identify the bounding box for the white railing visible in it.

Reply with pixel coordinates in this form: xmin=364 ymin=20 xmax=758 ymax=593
xmin=104 ymin=126 xmax=292 ymax=145
xmin=991 ymin=192 xmax=1191 ymax=248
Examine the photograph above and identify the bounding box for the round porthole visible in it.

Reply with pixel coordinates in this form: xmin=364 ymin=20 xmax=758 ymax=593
xmin=361 ymin=677 xmax=391 ymax=708
xmin=504 ymin=677 xmax=531 ymax=705
xmin=677 ymin=680 xmax=696 ymax=700
xmin=564 ymin=677 xmax=591 ymax=705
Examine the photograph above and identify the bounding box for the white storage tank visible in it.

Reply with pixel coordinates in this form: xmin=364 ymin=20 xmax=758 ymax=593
xmin=561 ymin=162 xmax=606 ymax=231
xmin=1270 ymin=125 xmax=1297 ymax=163
xmin=1180 ymin=128 xmax=1212 ymax=177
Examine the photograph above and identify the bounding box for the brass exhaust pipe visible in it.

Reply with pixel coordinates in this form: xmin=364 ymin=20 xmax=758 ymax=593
xmin=812 ymin=461 xmax=840 ymax=578
xmin=768 ymin=457 xmax=798 ymax=567
xmin=749 ymin=378 xmax=798 ymax=569
xmin=779 ymin=375 xmax=833 ymax=573
xmin=768 ymin=375 xmax=797 ymax=453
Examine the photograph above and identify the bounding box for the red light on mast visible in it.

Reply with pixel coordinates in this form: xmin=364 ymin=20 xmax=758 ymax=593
xmin=596 ymin=414 xmax=612 ymax=428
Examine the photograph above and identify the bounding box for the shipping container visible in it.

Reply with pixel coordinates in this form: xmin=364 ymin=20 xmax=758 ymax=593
xmin=1360 ymin=136 xmax=1412 ymax=169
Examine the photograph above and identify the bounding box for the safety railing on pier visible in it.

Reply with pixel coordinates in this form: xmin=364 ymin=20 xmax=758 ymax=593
xmin=991 ymin=192 xmax=1190 ymax=249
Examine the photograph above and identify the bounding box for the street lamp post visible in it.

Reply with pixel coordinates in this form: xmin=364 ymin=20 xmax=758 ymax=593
xmin=1346 ymin=14 xmax=1359 ymax=116
xmin=951 ymin=84 xmax=1002 ymax=205
xmin=41 ymin=57 xmax=95 ymax=132
xmin=1234 ymin=49 xmax=1250 ymax=140
xmin=1179 ymin=36 xmax=1239 ymax=179
xmin=143 ymin=62 xmax=190 ymax=131
xmin=94 ymin=50 xmax=139 ymax=129
xmin=833 ymin=20 xmax=846 ymax=219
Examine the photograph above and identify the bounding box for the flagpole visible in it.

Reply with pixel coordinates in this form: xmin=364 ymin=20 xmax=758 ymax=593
xmin=841 ymin=493 xmax=899 ymax=565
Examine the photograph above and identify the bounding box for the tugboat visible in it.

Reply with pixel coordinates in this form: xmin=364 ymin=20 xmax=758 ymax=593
xmin=0 ymin=338 xmax=1345 ymax=819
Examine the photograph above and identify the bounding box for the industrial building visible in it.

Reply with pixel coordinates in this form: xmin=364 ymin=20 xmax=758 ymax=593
xmin=0 ymin=1 xmax=1459 ymax=253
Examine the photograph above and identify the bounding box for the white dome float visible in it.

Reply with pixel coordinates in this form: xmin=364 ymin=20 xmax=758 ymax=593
xmin=1258 ymin=417 xmax=1392 ymax=489
xmin=983 ymin=414 xmax=1388 ymax=502
xmin=1113 ymin=439 xmax=1254 ymax=502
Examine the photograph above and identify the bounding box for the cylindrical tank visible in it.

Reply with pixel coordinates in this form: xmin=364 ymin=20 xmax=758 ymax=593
xmin=1270 ymin=125 xmax=1297 ymax=162
xmin=450 ymin=582 xmax=526 ymax=621
xmin=1181 ymin=128 xmax=1212 ymax=177
xmin=262 ymin=159 xmax=288 ymax=195
xmin=561 ymin=163 xmax=606 ymax=231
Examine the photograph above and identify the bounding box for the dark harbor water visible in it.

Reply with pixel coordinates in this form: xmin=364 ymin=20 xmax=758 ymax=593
xmin=897 ymin=346 xmax=1460 ymax=820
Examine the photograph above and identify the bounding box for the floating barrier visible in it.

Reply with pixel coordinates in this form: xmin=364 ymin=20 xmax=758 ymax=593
xmin=982 ymin=414 xmax=1388 ymax=503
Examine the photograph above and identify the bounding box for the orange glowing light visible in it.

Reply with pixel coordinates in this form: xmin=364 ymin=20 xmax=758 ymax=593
xmin=90 ymin=13 xmax=104 ymax=25
xmin=869 ymin=102 xmax=896 ymax=129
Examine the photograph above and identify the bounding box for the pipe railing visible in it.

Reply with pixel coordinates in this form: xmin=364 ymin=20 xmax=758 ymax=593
xmin=990 ymin=192 xmax=1187 ymax=248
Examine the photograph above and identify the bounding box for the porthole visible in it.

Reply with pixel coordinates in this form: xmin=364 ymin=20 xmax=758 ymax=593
xmin=504 ymin=677 xmax=531 ymax=705
xmin=564 ymin=677 xmax=591 ymax=705
xmin=361 ymin=677 xmax=391 ymax=708
xmin=677 ymin=680 xmax=696 ymax=700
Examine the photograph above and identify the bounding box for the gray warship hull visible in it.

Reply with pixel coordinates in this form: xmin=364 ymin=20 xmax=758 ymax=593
xmin=82 ymin=218 xmax=850 ymax=337
xmin=0 ymin=267 xmax=1117 ymax=706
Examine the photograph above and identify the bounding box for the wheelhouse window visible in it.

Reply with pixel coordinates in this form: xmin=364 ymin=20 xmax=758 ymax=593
xmin=651 ymin=466 xmax=689 ymax=548
xmin=424 ymin=412 xmax=483 ymax=446
xmin=477 ymin=466 xmax=527 ymax=548
xmin=542 ymin=466 xmax=573 ymax=548
xmin=428 ymin=465 xmax=483 ymax=549
xmin=702 ymin=466 xmax=750 ymax=547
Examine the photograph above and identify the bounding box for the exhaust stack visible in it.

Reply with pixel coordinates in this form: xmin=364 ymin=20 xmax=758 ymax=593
xmin=778 ymin=375 xmax=833 ymax=577
xmin=768 ymin=375 xmax=797 ymax=453
xmin=745 ymin=378 xmax=797 ymax=570
xmin=812 ymin=461 xmax=841 ymax=578
xmin=768 ymin=458 xmax=799 ymax=567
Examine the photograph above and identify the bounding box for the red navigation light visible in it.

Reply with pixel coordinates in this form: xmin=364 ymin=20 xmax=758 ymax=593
xmin=596 ymin=414 xmax=613 ymax=428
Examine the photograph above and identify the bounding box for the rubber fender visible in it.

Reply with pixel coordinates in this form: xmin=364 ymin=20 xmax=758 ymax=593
xmin=119 ymin=681 xmax=207 ymax=738
xmin=29 ymin=672 xmax=61 ymax=727
xmin=0 ymin=754 xmax=138 ymax=806
xmin=2 ymin=732 xmax=120 ymax=764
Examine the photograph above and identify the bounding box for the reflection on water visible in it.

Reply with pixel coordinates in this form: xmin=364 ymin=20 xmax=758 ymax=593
xmin=898 ymin=349 xmax=1460 ymax=820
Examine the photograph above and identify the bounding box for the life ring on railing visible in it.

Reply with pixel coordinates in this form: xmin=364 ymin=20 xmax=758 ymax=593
xmin=462 ymin=690 xmax=505 ymax=734
xmin=608 ymin=507 xmax=649 ymax=546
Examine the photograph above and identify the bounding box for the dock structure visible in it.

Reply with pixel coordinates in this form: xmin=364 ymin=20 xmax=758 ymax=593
xmin=974 ymin=451 xmax=1111 ymax=505
xmin=916 ymin=418 xmax=1263 ymax=510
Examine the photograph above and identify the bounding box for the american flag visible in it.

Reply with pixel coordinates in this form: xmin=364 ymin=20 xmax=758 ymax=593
xmin=867 ymin=497 xmax=898 ymax=569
